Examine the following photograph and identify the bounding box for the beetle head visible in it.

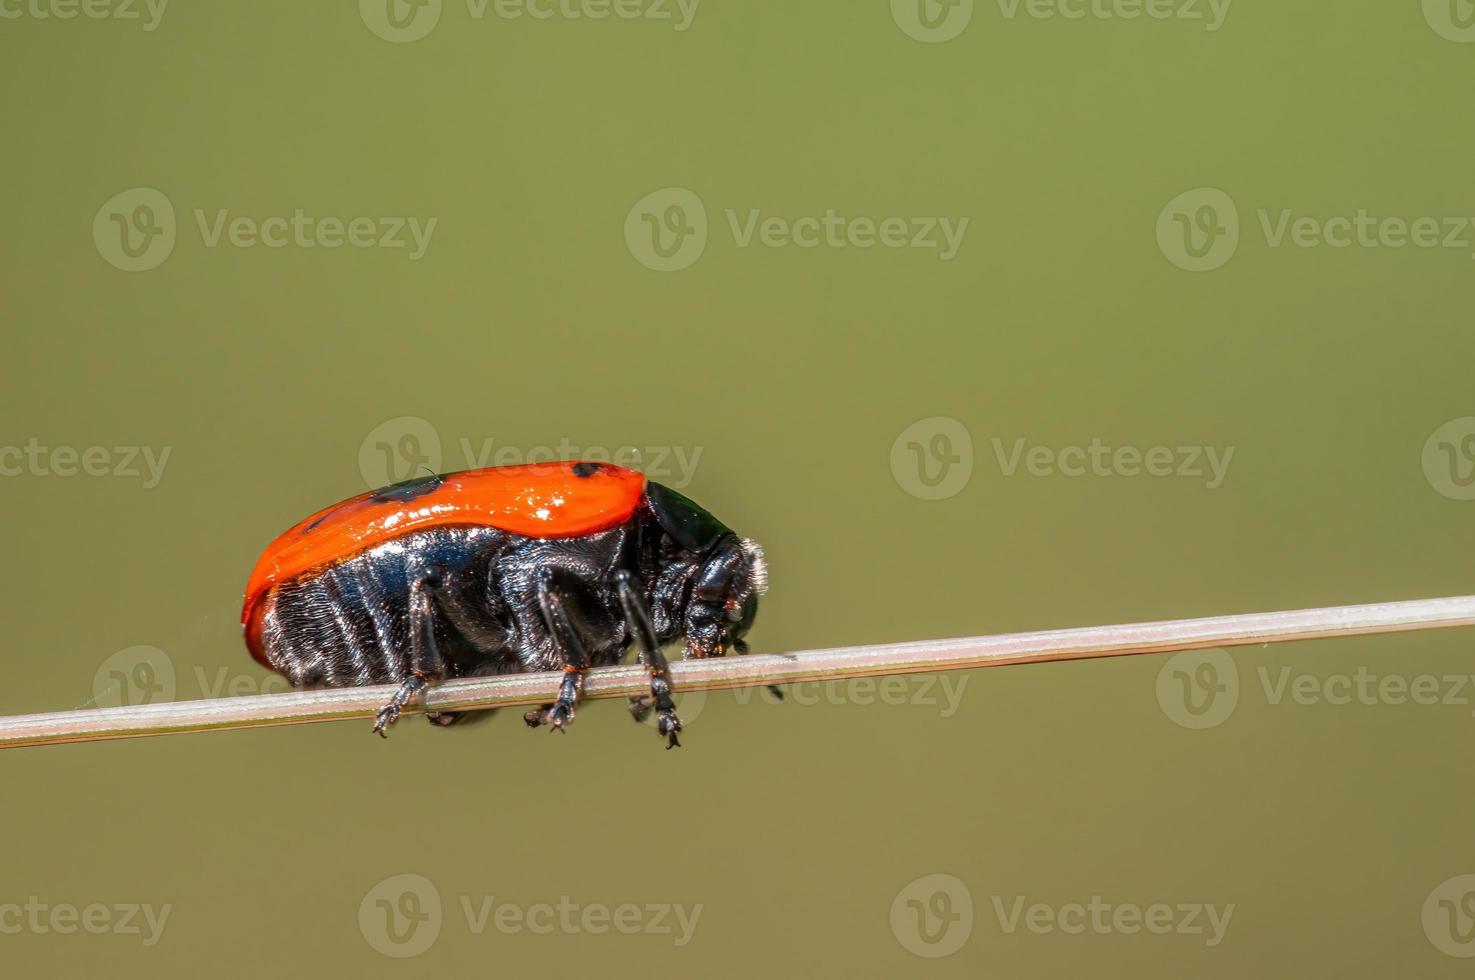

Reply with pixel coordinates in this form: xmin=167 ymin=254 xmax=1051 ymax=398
xmin=683 ymin=537 xmax=768 ymax=658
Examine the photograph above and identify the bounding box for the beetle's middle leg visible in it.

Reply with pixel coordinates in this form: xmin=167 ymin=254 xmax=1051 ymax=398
xmin=614 ymin=570 xmax=682 ymax=748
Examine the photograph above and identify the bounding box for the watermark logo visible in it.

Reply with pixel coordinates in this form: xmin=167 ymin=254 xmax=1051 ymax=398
xmin=1424 ymin=0 xmax=1475 ymax=42
xmin=1157 ymin=653 xmax=1475 ymax=729
xmin=0 ymin=0 xmax=169 ymax=30
xmin=1156 ymin=649 xmax=1239 ymax=729
xmin=1160 ymin=188 xmax=1475 ymax=270
xmin=91 ymin=645 xmax=176 ymax=708
xmin=93 ymin=187 xmax=176 ymax=272
xmin=890 ymin=417 xmax=974 ymax=500
xmin=358 ymin=875 xmax=701 ymax=955
xmin=360 ymin=874 xmax=442 ymax=958
xmin=1422 ymin=417 xmax=1475 ymax=501
xmin=625 ymin=187 xmax=708 ymax=272
xmin=1156 ymin=187 xmax=1239 ymax=272
xmin=94 ymin=188 xmax=436 ymax=270
xmin=891 ymin=0 xmax=974 ymax=43
xmin=89 ymin=645 xmax=293 ymax=709
xmin=895 ymin=0 xmax=1230 ymax=40
xmin=1423 ymin=874 xmax=1475 ymax=957
xmin=891 ymin=873 xmax=974 ymax=957
xmin=890 ymin=422 xmax=1234 ymax=495
xmin=359 ymin=0 xmax=442 ymax=42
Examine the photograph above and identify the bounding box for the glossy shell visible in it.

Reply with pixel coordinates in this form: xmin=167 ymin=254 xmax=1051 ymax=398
xmin=241 ymin=461 xmax=646 ymax=627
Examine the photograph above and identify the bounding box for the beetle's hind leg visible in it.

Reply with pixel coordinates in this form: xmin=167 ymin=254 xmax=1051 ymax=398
xmin=522 ymin=569 xmax=606 ymax=734
xmin=414 ymin=571 xmax=515 ymax=729
xmin=615 ymin=570 xmax=682 ymax=748
xmin=373 ymin=573 xmax=448 ymax=737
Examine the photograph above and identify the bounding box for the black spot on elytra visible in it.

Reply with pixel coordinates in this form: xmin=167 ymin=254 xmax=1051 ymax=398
xmin=571 ymin=462 xmax=601 ymax=478
xmin=370 ymin=472 xmax=444 ymax=503
xmin=305 ymin=511 xmax=335 ymax=532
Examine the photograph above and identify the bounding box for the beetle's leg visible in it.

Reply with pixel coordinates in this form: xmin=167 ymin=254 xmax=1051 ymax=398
xmin=373 ymin=573 xmax=447 ymax=737
xmin=523 ymin=569 xmax=591 ymax=734
xmin=419 ymin=573 xmax=513 ymax=728
xmin=615 ymin=570 xmax=682 ymax=749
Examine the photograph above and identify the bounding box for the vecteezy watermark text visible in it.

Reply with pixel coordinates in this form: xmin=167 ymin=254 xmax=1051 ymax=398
xmin=890 ymin=0 xmax=1231 ymax=44
xmin=889 ymin=418 xmax=1234 ymax=500
xmin=359 ymin=416 xmax=703 ymax=490
xmin=193 ymin=210 xmax=435 ymax=259
xmin=1158 ymin=187 xmax=1475 ymax=272
xmin=991 ymin=437 xmax=1234 ymax=488
xmin=0 ymin=898 xmax=171 ymax=946
xmin=0 ymin=0 xmax=168 ymax=29
xmin=889 ymin=873 xmax=1235 ymax=958
xmin=990 ymin=894 xmax=1234 ymax=946
xmin=93 ymin=188 xmax=436 ymax=272
xmin=995 ymin=0 xmax=1231 ymax=29
xmin=731 ymin=674 xmax=968 ymax=717
xmin=458 ymin=895 xmax=700 ymax=943
xmin=0 ymin=440 xmax=170 ymax=488
xmin=1156 ymin=648 xmax=1475 ymax=730
xmin=358 ymin=874 xmax=700 ymax=958
xmin=359 ymin=0 xmax=699 ymax=43
xmin=625 ymin=188 xmax=968 ymax=272
xmin=724 ymin=209 xmax=968 ymax=260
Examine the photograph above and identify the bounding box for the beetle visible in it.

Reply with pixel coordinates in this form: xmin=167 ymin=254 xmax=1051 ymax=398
xmin=241 ymin=461 xmax=767 ymax=747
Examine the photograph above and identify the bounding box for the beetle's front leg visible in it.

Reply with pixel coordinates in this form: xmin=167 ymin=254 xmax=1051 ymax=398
xmin=615 ymin=570 xmax=682 ymax=748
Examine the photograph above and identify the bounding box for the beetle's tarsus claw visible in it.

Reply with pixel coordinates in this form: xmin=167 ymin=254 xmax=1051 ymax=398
xmin=657 ymin=709 xmax=683 ymax=748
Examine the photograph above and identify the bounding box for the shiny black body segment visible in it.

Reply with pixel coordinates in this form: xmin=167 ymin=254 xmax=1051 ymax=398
xmin=253 ymin=481 xmax=768 ymax=747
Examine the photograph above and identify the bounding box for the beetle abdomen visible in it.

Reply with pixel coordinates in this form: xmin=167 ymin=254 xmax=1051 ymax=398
xmin=249 ymin=526 xmax=515 ymax=686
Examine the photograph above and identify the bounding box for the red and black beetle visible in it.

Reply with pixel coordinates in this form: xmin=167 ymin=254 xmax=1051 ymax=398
xmin=242 ymin=461 xmax=767 ymax=746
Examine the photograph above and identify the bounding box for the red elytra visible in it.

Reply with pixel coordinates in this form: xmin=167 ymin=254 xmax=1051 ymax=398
xmin=241 ymin=462 xmax=647 ymax=633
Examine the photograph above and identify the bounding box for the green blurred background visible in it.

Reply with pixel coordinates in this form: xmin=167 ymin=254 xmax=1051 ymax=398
xmin=4 ymin=1 xmax=1475 ymax=975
